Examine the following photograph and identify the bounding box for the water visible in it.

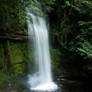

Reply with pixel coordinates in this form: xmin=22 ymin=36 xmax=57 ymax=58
xmin=26 ymin=8 xmax=57 ymax=91
xmin=1 ymin=74 xmax=91 ymax=92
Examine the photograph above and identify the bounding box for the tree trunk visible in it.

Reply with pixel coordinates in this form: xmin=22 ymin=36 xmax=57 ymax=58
xmin=6 ymin=40 xmax=11 ymax=72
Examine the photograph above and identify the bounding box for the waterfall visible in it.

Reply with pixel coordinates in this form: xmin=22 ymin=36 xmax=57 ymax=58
xmin=26 ymin=7 xmax=57 ymax=91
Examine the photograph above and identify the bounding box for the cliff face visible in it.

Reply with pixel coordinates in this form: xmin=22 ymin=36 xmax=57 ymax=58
xmin=0 ymin=31 xmax=30 ymax=76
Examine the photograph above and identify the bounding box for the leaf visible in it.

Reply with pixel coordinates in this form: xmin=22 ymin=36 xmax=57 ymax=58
xmin=65 ymin=1 xmax=71 ymax=6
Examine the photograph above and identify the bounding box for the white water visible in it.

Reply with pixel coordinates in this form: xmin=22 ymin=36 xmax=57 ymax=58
xmin=27 ymin=8 xmax=57 ymax=91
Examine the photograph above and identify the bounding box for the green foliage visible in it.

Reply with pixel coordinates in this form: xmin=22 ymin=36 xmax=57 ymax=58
xmin=10 ymin=42 xmax=28 ymax=63
xmin=9 ymin=42 xmax=28 ymax=76
xmin=40 ymin=0 xmax=56 ymax=12
xmin=83 ymin=0 xmax=92 ymax=6
xmin=0 ymin=0 xmax=26 ymax=32
xmin=0 ymin=90 xmax=4 ymax=92
xmin=1 ymin=42 xmax=28 ymax=76
xmin=77 ymin=41 xmax=92 ymax=59
xmin=26 ymin=0 xmax=44 ymax=16
xmin=78 ymin=21 xmax=92 ymax=26
xmin=0 ymin=0 xmax=56 ymax=32
xmin=0 ymin=0 xmax=92 ymax=80
xmin=40 ymin=0 xmax=56 ymax=6
xmin=67 ymin=0 xmax=92 ymax=59
xmin=13 ymin=64 xmax=24 ymax=76
xmin=48 ymin=0 xmax=92 ymax=75
xmin=10 ymin=90 xmax=16 ymax=92
xmin=65 ymin=1 xmax=71 ymax=6
xmin=0 ymin=71 xmax=10 ymax=86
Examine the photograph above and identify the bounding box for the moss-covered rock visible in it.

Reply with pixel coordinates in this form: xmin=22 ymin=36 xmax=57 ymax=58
xmin=0 ymin=71 xmax=10 ymax=87
xmin=10 ymin=90 xmax=16 ymax=92
xmin=10 ymin=42 xmax=28 ymax=63
xmin=0 ymin=90 xmax=4 ymax=92
xmin=0 ymin=40 xmax=32 ymax=77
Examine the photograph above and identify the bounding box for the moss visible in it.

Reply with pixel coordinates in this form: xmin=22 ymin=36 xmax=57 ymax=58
xmin=0 ymin=41 xmax=29 ymax=76
xmin=10 ymin=42 xmax=24 ymax=63
xmin=0 ymin=90 xmax=4 ymax=92
xmin=11 ymin=42 xmax=28 ymax=63
xmin=9 ymin=42 xmax=29 ymax=76
xmin=23 ymin=29 xmax=28 ymax=35
xmin=11 ymin=64 xmax=24 ymax=76
xmin=0 ymin=71 xmax=10 ymax=87
xmin=10 ymin=90 xmax=16 ymax=92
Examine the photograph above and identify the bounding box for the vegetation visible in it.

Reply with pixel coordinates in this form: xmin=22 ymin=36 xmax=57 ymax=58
xmin=48 ymin=0 xmax=92 ymax=76
xmin=0 ymin=0 xmax=92 ymax=91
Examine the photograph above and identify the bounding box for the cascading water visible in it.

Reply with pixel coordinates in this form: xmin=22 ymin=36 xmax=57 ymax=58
xmin=26 ymin=7 xmax=57 ymax=91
